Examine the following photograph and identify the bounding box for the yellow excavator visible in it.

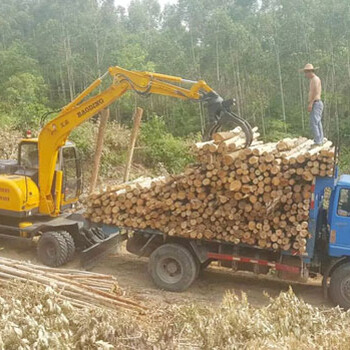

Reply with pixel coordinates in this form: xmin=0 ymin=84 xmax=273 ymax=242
xmin=0 ymin=66 xmax=253 ymax=267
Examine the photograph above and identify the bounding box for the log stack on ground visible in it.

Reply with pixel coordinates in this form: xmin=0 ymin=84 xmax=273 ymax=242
xmin=85 ymin=129 xmax=335 ymax=255
xmin=0 ymin=257 xmax=146 ymax=313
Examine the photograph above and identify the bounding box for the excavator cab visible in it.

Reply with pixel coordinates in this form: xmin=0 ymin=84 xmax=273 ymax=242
xmin=19 ymin=141 xmax=39 ymax=169
xmin=59 ymin=143 xmax=82 ymax=206
xmin=0 ymin=137 xmax=113 ymax=268
xmin=16 ymin=140 xmax=82 ymax=209
xmin=16 ymin=140 xmax=39 ymax=185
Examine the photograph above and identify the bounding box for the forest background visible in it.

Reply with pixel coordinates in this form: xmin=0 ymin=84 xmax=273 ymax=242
xmin=1 ymin=0 xmax=349 ymax=176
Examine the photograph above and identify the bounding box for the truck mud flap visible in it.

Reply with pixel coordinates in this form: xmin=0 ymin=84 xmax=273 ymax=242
xmin=80 ymin=232 xmax=127 ymax=270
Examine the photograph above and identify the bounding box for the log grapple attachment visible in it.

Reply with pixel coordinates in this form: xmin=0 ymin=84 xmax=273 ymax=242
xmin=202 ymin=92 xmax=254 ymax=147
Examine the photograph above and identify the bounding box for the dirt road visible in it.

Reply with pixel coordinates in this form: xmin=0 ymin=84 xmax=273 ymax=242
xmin=0 ymin=240 xmax=331 ymax=308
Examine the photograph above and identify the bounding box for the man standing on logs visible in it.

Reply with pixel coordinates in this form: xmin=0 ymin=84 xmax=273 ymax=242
xmin=300 ymin=63 xmax=324 ymax=145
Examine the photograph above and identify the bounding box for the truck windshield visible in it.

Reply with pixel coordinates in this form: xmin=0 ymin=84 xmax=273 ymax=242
xmin=337 ymin=189 xmax=350 ymax=217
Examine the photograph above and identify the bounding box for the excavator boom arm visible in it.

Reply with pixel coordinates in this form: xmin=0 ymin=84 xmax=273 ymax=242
xmin=38 ymin=66 xmax=252 ymax=215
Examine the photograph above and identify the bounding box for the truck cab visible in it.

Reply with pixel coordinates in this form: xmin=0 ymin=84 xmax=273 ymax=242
xmin=311 ymin=173 xmax=350 ymax=309
xmin=328 ymin=175 xmax=350 ymax=257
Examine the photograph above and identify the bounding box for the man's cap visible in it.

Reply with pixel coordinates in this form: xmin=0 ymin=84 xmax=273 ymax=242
xmin=299 ymin=63 xmax=319 ymax=72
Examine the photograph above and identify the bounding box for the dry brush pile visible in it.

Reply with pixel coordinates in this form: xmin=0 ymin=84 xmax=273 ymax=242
xmin=1 ymin=280 xmax=350 ymax=350
xmin=86 ymin=128 xmax=335 ymax=254
xmin=0 ymin=281 xmax=150 ymax=350
xmin=170 ymin=288 xmax=350 ymax=350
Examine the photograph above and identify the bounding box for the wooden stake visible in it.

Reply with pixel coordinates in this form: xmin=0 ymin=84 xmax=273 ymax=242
xmin=124 ymin=107 xmax=144 ymax=182
xmin=90 ymin=108 xmax=110 ymax=194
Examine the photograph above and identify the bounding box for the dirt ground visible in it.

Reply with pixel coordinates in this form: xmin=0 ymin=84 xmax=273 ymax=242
xmin=0 ymin=239 xmax=332 ymax=309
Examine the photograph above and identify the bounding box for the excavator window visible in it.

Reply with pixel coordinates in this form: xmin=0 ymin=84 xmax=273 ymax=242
xmin=19 ymin=142 xmax=38 ymax=169
xmin=61 ymin=146 xmax=81 ymax=201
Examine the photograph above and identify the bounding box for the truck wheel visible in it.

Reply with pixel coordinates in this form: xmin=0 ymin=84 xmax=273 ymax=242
xmin=37 ymin=232 xmax=69 ymax=267
xmin=329 ymin=263 xmax=350 ymax=310
xmin=58 ymin=231 xmax=75 ymax=261
xmin=149 ymin=243 xmax=198 ymax=292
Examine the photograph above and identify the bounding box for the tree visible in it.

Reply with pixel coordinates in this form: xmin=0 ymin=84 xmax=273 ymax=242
xmin=1 ymin=0 xmax=350 ymax=152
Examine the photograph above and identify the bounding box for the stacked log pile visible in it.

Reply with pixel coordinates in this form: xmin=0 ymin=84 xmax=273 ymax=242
xmin=86 ymin=128 xmax=335 ymax=254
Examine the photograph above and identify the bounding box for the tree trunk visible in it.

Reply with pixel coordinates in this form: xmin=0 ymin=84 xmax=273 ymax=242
xmin=124 ymin=108 xmax=144 ymax=182
xmin=90 ymin=109 xmax=110 ymax=194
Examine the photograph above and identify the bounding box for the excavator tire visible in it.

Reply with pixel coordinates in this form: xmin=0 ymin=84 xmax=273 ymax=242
xmin=37 ymin=231 xmax=69 ymax=267
xmin=58 ymin=231 xmax=75 ymax=261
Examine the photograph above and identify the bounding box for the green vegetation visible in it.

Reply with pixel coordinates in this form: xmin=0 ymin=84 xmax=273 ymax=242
xmin=140 ymin=116 xmax=195 ymax=173
xmin=0 ymin=0 xmax=350 ymax=172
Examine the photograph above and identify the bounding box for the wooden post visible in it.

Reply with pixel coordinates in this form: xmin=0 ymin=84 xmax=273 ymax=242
xmin=124 ymin=107 xmax=143 ymax=182
xmin=89 ymin=108 xmax=110 ymax=194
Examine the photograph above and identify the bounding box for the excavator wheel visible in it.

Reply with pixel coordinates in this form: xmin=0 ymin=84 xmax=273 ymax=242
xmin=37 ymin=231 xmax=69 ymax=267
xmin=58 ymin=231 xmax=75 ymax=261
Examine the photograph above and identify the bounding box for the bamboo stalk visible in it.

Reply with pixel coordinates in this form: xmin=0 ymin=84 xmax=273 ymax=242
xmin=0 ymin=258 xmax=146 ymax=313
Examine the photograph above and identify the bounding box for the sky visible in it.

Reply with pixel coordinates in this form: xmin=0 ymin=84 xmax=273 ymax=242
xmin=114 ymin=0 xmax=177 ymax=9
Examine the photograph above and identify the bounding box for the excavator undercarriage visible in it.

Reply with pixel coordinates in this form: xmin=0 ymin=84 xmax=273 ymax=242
xmin=0 ymin=210 xmax=121 ymax=268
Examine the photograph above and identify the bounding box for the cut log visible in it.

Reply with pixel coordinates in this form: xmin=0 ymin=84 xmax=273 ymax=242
xmin=87 ymin=132 xmax=334 ymax=255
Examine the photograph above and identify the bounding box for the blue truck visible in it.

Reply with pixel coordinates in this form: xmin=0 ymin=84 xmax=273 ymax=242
xmin=116 ymin=167 xmax=350 ymax=309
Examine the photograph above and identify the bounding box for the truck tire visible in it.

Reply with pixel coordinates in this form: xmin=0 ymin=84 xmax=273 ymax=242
xmin=148 ymin=243 xmax=198 ymax=292
xmin=58 ymin=231 xmax=75 ymax=261
xmin=37 ymin=232 xmax=69 ymax=267
xmin=329 ymin=263 xmax=350 ymax=310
